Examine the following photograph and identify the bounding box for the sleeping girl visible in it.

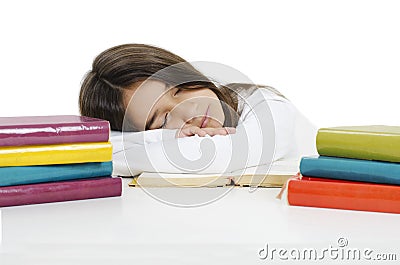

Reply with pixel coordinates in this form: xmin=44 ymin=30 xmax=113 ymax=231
xmin=79 ymin=44 xmax=317 ymax=177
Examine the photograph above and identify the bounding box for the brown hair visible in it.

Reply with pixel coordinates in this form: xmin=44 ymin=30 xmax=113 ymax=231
xmin=79 ymin=44 xmax=283 ymax=131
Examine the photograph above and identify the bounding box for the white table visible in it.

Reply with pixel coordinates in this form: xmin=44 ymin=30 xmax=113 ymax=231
xmin=1 ymin=178 xmax=400 ymax=265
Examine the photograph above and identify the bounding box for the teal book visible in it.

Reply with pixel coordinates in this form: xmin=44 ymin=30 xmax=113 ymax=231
xmin=300 ymin=156 xmax=400 ymax=185
xmin=0 ymin=161 xmax=112 ymax=187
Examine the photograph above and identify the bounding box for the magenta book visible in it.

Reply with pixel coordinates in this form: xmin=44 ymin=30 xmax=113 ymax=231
xmin=0 ymin=115 xmax=110 ymax=146
xmin=0 ymin=177 xmax=122 ymax=207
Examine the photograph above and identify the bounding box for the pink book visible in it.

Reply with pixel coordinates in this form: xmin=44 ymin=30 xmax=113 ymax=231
xmin=0 ymin=115 xmax=110 ymax=146
xmin=0 ymin=177 xmax=122 ymax=207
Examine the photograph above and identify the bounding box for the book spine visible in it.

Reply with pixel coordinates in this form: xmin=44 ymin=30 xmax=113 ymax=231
xmin=316 ymin=128 xmax=400 ymax=162
xmin=0 ymin=142 xmax=112 ymax=167
xmin=300 ymin=156 xmax=400 ymax=185
xmin=287 ymin=176 xmax=400 ymax=214
xmin=0 ymin=177 xmax=122 ymax=207
xmin=0 ymin=161 xmax=113 ymax=187
xmin=0 ymin=121 xmax=110 ymax=146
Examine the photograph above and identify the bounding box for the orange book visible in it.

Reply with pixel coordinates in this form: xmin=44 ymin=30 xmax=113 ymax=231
xmin=286 ymin=174 xmax=400 ymax=214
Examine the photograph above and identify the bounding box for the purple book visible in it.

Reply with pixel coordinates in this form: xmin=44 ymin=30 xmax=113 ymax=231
xmin=0 ymin=177 xmax=122 ymax=207
xmin=0 ymin=115 xmax=110 ymax=146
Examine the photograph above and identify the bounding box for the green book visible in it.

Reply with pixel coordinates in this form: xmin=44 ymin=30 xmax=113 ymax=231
xmin=316 ymin=125 xmax=400 ymax=162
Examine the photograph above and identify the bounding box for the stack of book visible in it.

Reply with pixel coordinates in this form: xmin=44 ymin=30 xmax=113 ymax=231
xmin=0 ymin=115 xmax=122 ymax=207
xmin=286 ymin=125 xmax=400 ymax=214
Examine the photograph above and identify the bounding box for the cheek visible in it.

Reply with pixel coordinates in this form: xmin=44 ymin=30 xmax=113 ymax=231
xmin=165 ymin=119 xmax=185 ymax=130
xmin=210 ymin=104 xmax=225 ymax=124
xmin=125 ymin=102 xmax=150 ymax=131
xmin=185 ymin=91 xmax=220 ymax=108
xmin=184 ymin=88 xmax=217 ymax=99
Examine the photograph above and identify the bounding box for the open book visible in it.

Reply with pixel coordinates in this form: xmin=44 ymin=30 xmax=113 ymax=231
xmin=129 ymin=159 xmax=299 ymax=188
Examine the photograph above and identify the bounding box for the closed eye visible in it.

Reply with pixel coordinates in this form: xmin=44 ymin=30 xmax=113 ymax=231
xmin=158 ymin=86 xmax=179 ymax=129
xmin=159 ymin=112 xmax=169 ymax=129
xmin=174 ymin=87 xmax=181 ymax=96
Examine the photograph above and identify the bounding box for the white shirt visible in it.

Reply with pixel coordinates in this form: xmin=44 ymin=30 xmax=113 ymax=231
xmin=111 ymin=88 xmax=318 ymax=176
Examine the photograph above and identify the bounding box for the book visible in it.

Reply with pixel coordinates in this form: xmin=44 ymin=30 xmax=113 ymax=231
xmin=286 ymin=175 xmax=400 ymax=214
xmin=0 ymin=142 xmax=112 ymax=167
xmin=129 ymin=160 xmax=299 ymax=188
xmin=300 ymin=156 xmax=400 ymax=185
xmin=0 ymin=161 xmax=112 ymax=187
xmin=0 ymin=115 xmax=110 ymax=147
xmin=0 ymin=177 xmax=122 ymax=207
xmin=316 ymin=125 xmax=400 ymax=162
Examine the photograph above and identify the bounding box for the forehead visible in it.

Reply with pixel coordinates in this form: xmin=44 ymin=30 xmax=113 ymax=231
xmin=124 ymin=79 xmax=167 ymax=130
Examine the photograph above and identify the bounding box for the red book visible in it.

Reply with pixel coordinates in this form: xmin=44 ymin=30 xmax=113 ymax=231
xmin=0 ymin=115 xmax=110 ymax=146
xmin=287 ymin=175 xmax=400 ymax=214
xmin=0 ymin=177 xmax=122 ymax=207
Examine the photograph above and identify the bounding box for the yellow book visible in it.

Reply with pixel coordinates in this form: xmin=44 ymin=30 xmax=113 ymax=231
xmin=0 ymin=142 xmax=112 ymax=167
xmin=129 ymin=159 xmax=299 ymax=188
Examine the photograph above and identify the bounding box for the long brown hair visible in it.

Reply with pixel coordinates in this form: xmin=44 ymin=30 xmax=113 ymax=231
xmin=79 ymin=44 xmax=283 ymax=131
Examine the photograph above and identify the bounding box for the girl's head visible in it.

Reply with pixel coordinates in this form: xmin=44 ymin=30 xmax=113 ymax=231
xmin=79 ymin=44 xmax=238 ymax=131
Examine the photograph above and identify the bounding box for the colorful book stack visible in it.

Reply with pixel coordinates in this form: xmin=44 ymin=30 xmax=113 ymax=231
xmin=286 ymin=125 xmax=400 ymax=214
xmin=0 ymin=115 xmax=122 ymax=207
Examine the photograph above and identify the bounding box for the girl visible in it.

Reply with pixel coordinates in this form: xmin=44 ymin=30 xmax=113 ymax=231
xmin=79 ymin=44 xmax=317 ymax=176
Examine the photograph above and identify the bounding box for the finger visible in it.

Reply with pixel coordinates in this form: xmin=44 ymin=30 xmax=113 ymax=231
xmin=176 ymin=130 xmax=189 ymax=138
xmin=177 ymin=126 xmax=234 ymax=138
xmin=217 ymin=128 xmax=229 ymax=135
xmin=176 ymin=127 xmax=197 ymax=138
xmin=201 ymin=128 xmax=217 ymax=136
xmin=202 ymin=128 xmax=228 ymax=136
xmin=224 ymin=127 xmax=236 ymax=134
xmin=191 ymin=127 xmax=207 ymax=137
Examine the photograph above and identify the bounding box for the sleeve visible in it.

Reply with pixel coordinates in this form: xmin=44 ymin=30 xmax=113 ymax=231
xmin=111 ymin=90 xmax=315 ymax=176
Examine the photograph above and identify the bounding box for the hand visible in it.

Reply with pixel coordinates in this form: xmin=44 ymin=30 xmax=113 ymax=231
xmin=176 ymin=125 xmax=236 ymax=138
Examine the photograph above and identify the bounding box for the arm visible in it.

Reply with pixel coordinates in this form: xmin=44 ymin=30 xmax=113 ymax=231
xmin=112 ymin=91 xmax=301 ymax=176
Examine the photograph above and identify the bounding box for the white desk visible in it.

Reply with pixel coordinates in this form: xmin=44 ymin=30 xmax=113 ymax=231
xmin=1 ymin=178 xmax=400 ymax=265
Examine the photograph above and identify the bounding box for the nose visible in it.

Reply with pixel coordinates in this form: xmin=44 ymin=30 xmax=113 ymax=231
xmin=169 ymin=100 xmax=200 ymax=127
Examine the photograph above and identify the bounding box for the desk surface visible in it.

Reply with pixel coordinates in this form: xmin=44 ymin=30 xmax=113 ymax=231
xmin=1 ymin=178 xmax=400 ymax=265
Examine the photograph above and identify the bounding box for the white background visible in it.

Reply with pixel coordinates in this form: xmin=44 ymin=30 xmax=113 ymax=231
xmin=0 ymin=0 xmax=399 ymax=128
xmin=1 ymin=2 xmax=400 ymax=263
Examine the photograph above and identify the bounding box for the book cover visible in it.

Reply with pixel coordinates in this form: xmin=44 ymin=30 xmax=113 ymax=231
xmin=0 ymin=177 xmax=122 ymax=207
xmin=0 ymin=142 xmax=112 ymax=167
xmin=316 ymin=125 xmax=400 ymax=162
xmin=287 ymin=175 xmax=400 ymax=214
xmin=129 ymin=160 xmax=299 ymax=188
xmin=300 ymin=156 xmax=400 ymax=185
xmin=0 ymin=115 xmax=110 ymax=147
xmin=0 ymin=161 xmax=112 ymax=187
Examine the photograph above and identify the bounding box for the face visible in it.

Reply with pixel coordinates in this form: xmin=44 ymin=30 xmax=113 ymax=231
xmin=123 ymin=79 xmax=225 ymax=131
